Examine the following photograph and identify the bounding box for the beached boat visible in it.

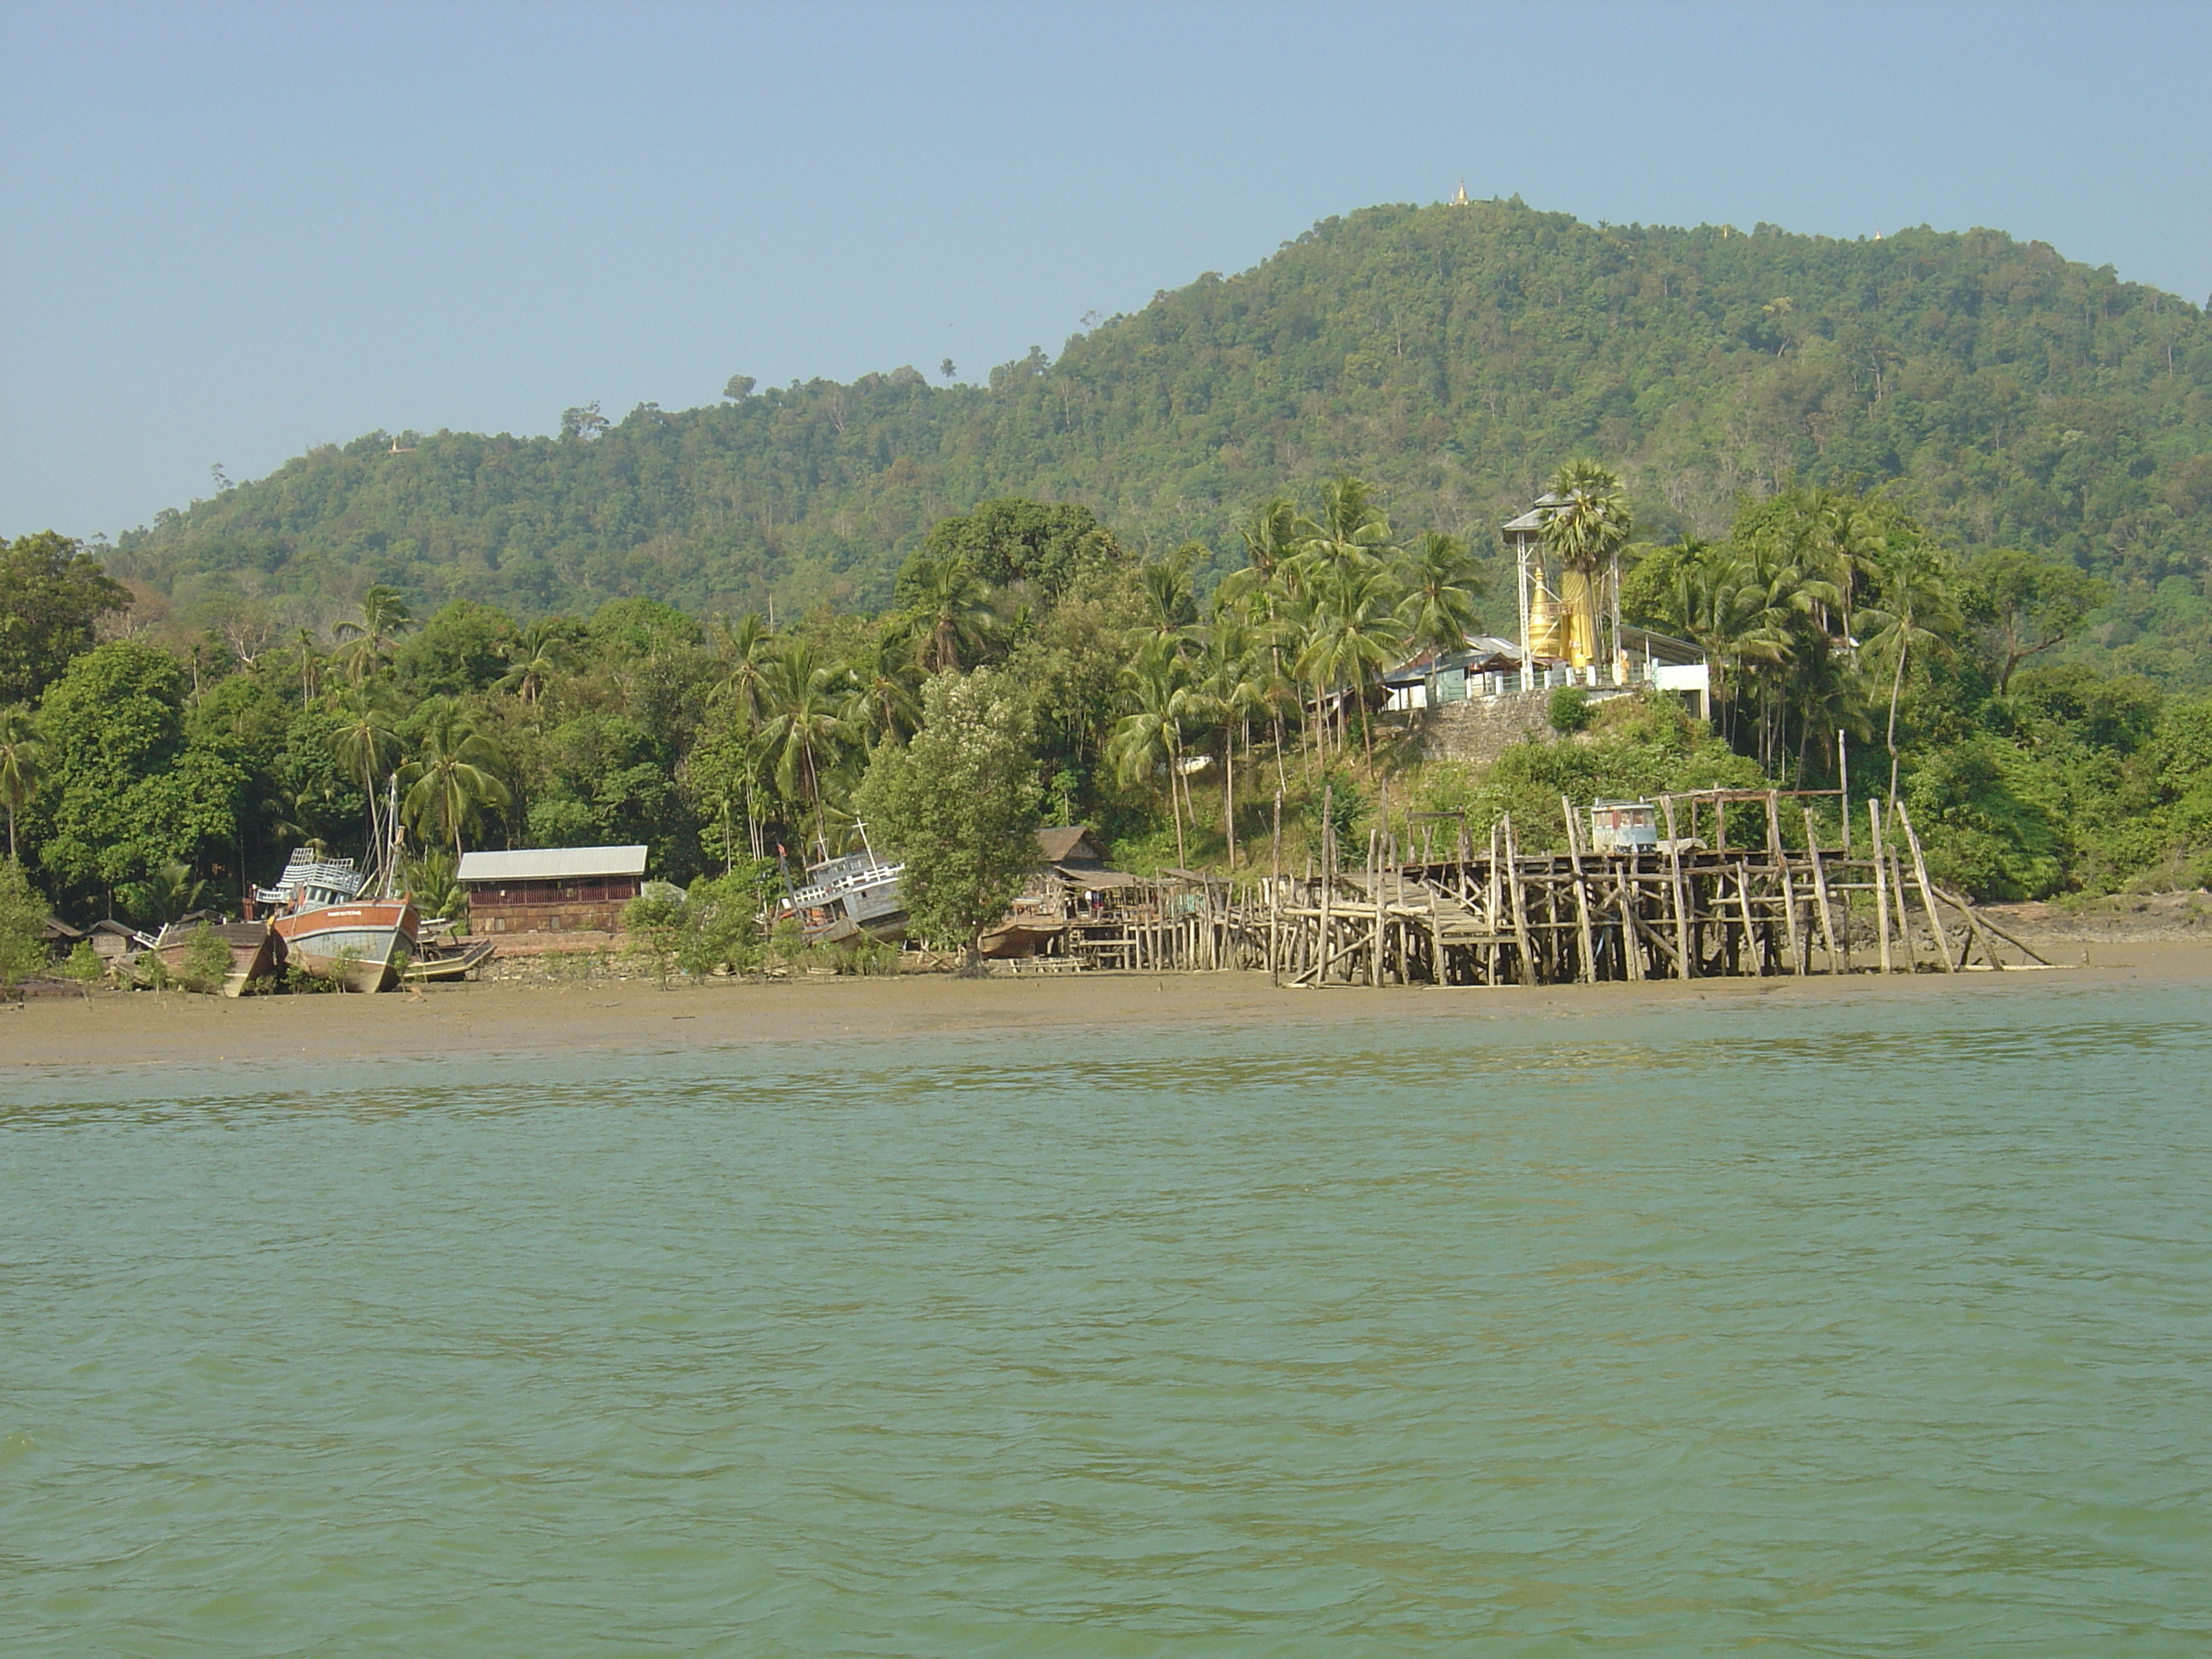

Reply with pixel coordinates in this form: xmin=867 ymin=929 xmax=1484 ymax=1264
xmin=150 ymin=917 xmax=282 ymax=997
xmin=256 ymin=851 xmax=420 ymax=992
xmin=779 ymin=841 xmax=907 ymax=944
xmin=402 ymin=928 xmax=498 ymax=982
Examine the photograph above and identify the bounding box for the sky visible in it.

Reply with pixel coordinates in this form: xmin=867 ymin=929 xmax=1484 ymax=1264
xmin=3 ymin=0 xmax=2209 ymax=540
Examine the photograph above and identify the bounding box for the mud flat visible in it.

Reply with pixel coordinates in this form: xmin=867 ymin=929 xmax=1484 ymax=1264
xmin=5 ymin=934 xmax=2206 ymax=1076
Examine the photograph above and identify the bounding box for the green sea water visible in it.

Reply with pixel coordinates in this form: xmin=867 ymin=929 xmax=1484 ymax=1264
xmin=4 ymin=981 xmax=2208 ymax=1656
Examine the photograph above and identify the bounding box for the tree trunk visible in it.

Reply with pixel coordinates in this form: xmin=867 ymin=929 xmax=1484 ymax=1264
xmin=1885 ymin=633 xmax=1910 ymax=806
xmin=1222 ymin=731 xmax=1236 ymax=870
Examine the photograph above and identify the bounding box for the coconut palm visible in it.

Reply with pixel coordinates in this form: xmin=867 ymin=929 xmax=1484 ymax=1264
xmin=757 ymin=643 xmax=853 ymax=845
xmin=332 ymin=585 xmax=415 ymax=684
xmin=496 ymin=619 xmax=576 ymax=705
xmin=0 ymin=706 xmax=40 ymax=862
xmin=1238 ymin=498 xmax=1301 ymax=580
xmin=1395 ymin=531 xmax=1487 ymax=656
xmin=1295 ymin=476 xmax=1400 ymax=578
xmin=1195 ymin=612 xmax=1272 ymax=867
xmin=329 ymin=691 xmax=404 ymax=864
xmin=1540 ymin=460 xmax=1633 ymax=667
xmin=901 ymin=553 xmax=997 ymax=673
xmin=1295 ymin=562 xmax=1406 ymax=764
xmin=847 ymin=626 xmax=923 ymax=746
xmin=399 ymin=700 xmax=514 ymax=863
xmin=1858 ymin=541 xmax=1959 ymax=808
xmin=1107 ymin=639 xmax=1196 ymax=868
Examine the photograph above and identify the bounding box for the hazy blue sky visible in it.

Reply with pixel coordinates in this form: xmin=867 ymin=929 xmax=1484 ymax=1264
xmin=4 ymin=0 xmax=2208 ymax=538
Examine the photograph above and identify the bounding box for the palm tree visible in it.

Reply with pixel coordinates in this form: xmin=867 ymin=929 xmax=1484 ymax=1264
xmin=1195 ymin=613 xmax=1271 ymax=867
xmin=848 ymin=626 xmax=923 ymax=747
xmin=901 ymin=553 xmax=997 ymax=673
xmin=758 ymin=644 xmax=853 ymax=848
xmin=1395 ymin=531 xmax=1487 ymax=656
xmin=496 ymin=619 xmax=575 ymax=705
xmin=1295 ymin=562 xmax=1406 ymax=764
xmin=291 ymin=627 xmax=323 ymax=704
xmin=1295 ymin=476 xmax=1400 ymax=578
xmin=0 ymin=706 xmax=40 ymax=862
xmin=1130 ymin=556 xmax=1198 ymax=652
xmin=706 ymin=611 xmax=777 ymax=725
xmin=1238 ymin=498 xmax=1301 ymax=581
xmin=1858 ymin=542 xmax=1959 ymax=808
xmin=332 ymin=585 xmax=416 ymax=684
xmin=1540 ymin=460 xmax=1633 ymax=668
xmin=1107 ymin=639 xmax=1194 ymax=868
xmin=399 ymin=700 xmax=514 ymax=863
xmin=329 ymin=691 xmax=403 ymax=864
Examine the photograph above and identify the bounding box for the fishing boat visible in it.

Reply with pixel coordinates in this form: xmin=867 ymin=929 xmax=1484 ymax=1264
xmin=778 ymin=832 xmax=906 ymax=944
xmin=150 ymin=917 xmax=282 ymax=997
xmin=256 ymin=851 xmax=419 ymax=992
xmin=402 ymin=917 xmax=498 ymax=982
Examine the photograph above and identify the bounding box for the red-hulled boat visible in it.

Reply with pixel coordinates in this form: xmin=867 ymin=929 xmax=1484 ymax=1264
xmin=257 ymin=851 xmax=420 ymax=992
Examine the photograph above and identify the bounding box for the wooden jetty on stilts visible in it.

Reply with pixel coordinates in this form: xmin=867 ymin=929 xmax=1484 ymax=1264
xmin=1048 ymin=788 xmax=2046 ymax=983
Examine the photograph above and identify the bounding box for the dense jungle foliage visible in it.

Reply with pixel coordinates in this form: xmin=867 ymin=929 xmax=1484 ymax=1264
xmin=10 ymin=451 xmax=2212 ymax=951
xmin=109 ymin=198 xmax=2212 ymax=684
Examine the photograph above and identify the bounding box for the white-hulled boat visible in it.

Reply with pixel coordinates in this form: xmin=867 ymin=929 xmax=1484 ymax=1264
xmin=778 ymin=835 xmax=907 ymax=944
xmin=256 ymin=851 xmax=419 ymax=992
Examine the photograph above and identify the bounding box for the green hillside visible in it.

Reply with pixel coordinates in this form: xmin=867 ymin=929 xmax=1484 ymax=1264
xmin=112 ymin=197 xmax=2212 ymax=667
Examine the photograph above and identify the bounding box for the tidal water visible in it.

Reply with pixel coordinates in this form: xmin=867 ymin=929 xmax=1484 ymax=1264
xmin=4 ymin=981 xmax=2208 ymax=1656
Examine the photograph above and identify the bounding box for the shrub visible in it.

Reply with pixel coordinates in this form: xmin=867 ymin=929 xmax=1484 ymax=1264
xmin=0 ymin=859 xmax=46 ymax=996
xmin=1548 ymin=684 xmax=1594 ymax=734
xmin=178 ymin=921 xmax=232 ymax=993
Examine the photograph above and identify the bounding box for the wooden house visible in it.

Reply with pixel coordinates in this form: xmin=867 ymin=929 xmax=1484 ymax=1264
xmin=455 ymin=845 xmax=649 ymax=935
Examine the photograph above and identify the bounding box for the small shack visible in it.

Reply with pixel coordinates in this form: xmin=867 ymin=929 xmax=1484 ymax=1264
xmin=456 ymin=844 xmax=649 ymax=935
xmin=1588 ymin=800 xmax=1660 ymax=853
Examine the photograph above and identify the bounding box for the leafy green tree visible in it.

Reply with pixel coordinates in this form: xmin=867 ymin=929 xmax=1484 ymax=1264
xmin=395 ymin=600 xmax=519 ymax=697
xmin=855 ymin=670 xmax=1041 ymax=968
xmin=33 ymin=642 xmax=242 ymax=909
xmin=1860 ymin=541 xmax=1962 ymax=805
xmin=120 ymin=859 xmax=207 ymax=927
xmin=1964 ymin=548 xmax=2111 ymax=695
xmin=0 ymin=705 xmax=41 ymax=862
xmin=917 ymin=498 xmax=1118 ymax=602
xmin=0 ymin=532 xmax=129 ymax=706
xmin=677 ymin=863 xmax=772 ymax=977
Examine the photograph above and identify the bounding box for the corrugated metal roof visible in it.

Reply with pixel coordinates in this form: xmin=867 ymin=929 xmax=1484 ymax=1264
xmin=457 ymin=845 xmax=649 ymax=882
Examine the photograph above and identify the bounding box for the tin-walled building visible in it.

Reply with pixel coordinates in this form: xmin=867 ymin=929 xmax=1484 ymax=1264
xmin=454 ymin=845 xmax=649 ymax=936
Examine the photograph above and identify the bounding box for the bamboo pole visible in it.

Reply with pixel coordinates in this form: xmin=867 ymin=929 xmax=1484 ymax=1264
xmin=1503 ymin=815 xmax=1536 ymax=987
xmin=1895 ymin=802 xmax=1959 ymax=973
xmin=1802 ymin=806 xmax=1844 ymax=975
xmin=1869 ymin=800 xmax=1895 ymax=972
xmin=1562 ymin=795 xmax=1598 ymax=983
xmin=1661 ymin=795 xmax=1692 ymax=978
xmin=1765 ymin=792 xmax=1804 ymax=974
xmin=1369 ymin=830 xmax=1384 ymax=988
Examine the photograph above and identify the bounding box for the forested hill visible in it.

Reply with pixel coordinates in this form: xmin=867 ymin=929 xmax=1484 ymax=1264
xmin=113 ymin=197 xmax=2212 ymax=636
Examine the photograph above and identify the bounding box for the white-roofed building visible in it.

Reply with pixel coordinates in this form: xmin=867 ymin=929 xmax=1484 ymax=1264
xmin=455 ymin=844 xmax=649 ymax=935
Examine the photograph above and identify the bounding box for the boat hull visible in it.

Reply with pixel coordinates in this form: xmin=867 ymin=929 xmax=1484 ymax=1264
xmin=403 ymin=936 xmax=497 ymax=982
xmin=273 ymin=900 xmax=418 ymax=992
xmin=152 ymin=921 xmax=282 ymax=998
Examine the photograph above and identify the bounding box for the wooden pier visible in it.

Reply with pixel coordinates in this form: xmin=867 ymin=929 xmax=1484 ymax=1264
xmin=1033 ymin=790 xmax=2049 ymax=983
